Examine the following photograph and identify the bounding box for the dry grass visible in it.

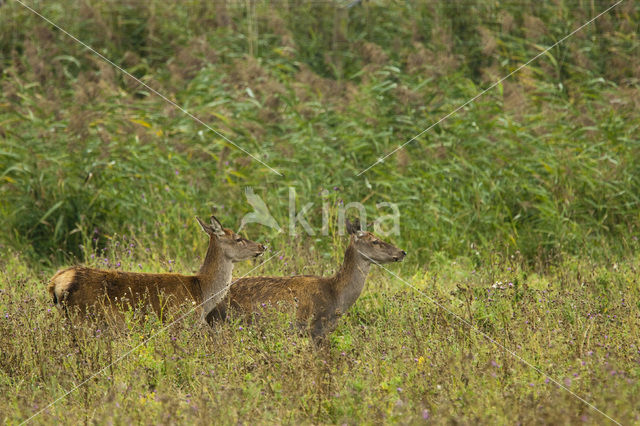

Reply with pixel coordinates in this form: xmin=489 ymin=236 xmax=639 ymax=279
xmin=1 ymin=243 xmax=639 ymax=424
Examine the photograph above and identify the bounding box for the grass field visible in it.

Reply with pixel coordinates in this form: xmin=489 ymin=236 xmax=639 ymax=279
xmin=2 ymin=242 xmax=639 ymax=424
xmin=1 ymin=0 xmax=640 ymax=424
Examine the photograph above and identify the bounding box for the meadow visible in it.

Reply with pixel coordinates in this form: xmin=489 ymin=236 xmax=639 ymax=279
xmin=1 ymin=0 xmax=639 ymax=423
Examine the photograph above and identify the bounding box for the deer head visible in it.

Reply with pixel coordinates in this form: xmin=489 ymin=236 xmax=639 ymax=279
xmin=196 ymin=215 xmax=265 ymax=262
xmin=346 ymin=218 xmax=406 ymax=264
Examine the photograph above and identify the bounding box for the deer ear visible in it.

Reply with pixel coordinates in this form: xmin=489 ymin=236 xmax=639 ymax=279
xmin=346 ymin=218 xmax=361 ymax=235
xmin=196 ymin=216 xmax=213 ymax=235
xmin=209 ymin=215 xmax=226 ymax=236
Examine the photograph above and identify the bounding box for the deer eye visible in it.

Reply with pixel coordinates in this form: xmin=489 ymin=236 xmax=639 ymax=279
xmin=235 ymin=237 xmax=243 ymax=242
xmin=372 ymin=240 xmax=379 ymax=245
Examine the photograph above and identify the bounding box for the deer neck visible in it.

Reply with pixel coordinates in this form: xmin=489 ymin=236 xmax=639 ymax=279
xmin=197 ymin=237 xmax=233 ymax=315
xmin=332 ymin=244 xmax=371 ymax=314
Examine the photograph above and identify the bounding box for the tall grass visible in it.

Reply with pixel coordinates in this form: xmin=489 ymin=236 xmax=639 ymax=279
xmin=1 ymin=237 xmax=638 ymax=423
xmin=1 ymin=0 xmax=639 ymax=266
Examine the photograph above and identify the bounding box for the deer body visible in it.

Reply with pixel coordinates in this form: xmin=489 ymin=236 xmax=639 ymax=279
xmin=208 ymin=220 xmax=405 ymax=341
xmin=48 ymin=216 xmax=264 ymax=321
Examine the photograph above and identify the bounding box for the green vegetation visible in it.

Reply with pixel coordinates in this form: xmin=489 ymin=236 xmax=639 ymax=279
xmin=2 ymin=0 xmax=639 ymax=263
xmin=1 ymin=0 xmax=639 ymax=423
xmin=2 ymin=241 xmax=639 ymax=423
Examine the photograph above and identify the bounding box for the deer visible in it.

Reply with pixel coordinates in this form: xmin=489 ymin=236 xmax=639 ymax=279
xmin=48 ymin=215 xmax=265 ymax=323
xmin=206 ymin=219 xmax=406 ymax=343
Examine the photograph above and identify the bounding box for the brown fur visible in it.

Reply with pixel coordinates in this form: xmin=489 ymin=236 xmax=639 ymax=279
xmin=48 ymin=267 xmax=201 ymax=317
xmin=48 ymin=216 xmax=265 ymax=321
xmin=208 ymin=222 xmax=405 ymax=342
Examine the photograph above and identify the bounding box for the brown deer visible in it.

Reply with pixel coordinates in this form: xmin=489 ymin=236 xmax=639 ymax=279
xmin=48 ymin=215 xmax=265 ymax=322
xmin=207 ymin=219 xmax=406 ymax=342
